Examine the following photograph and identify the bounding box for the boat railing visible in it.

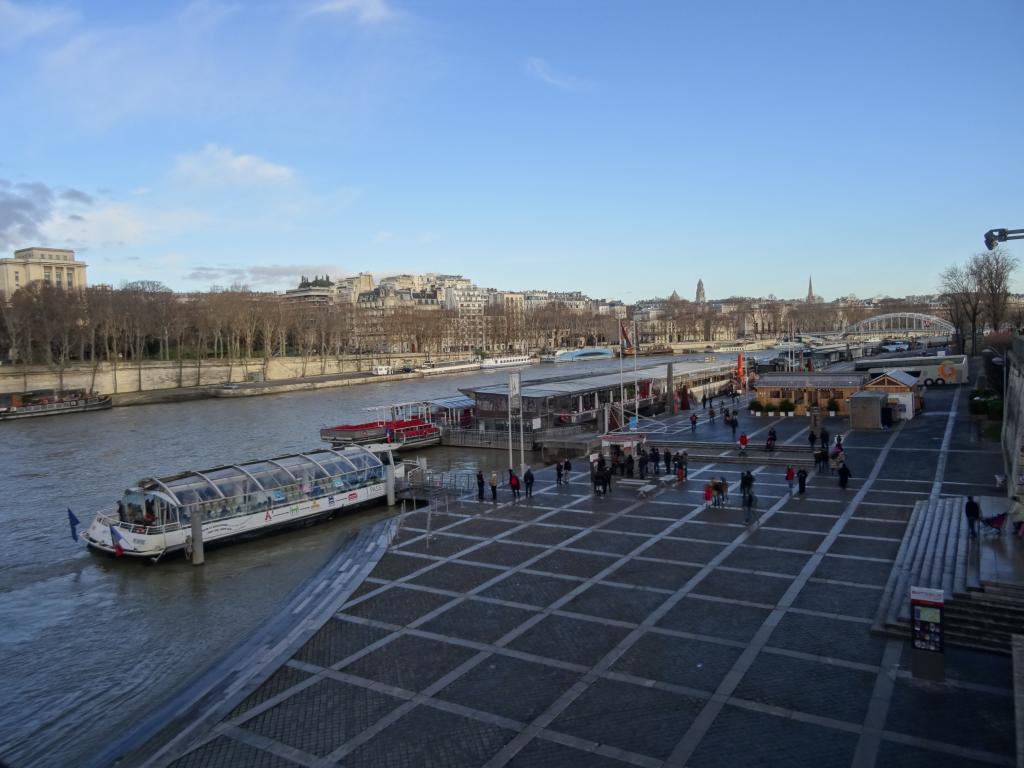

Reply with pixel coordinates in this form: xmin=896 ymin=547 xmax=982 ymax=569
xmin=93 ymin=511 xmax=182 ymax=536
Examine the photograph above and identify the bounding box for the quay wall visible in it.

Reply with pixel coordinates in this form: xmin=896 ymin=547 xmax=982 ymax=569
xmin=0 ymin=352 xmax=464 ymax=397
xmin=1004 ymin=337 xmax=1024 ymax=498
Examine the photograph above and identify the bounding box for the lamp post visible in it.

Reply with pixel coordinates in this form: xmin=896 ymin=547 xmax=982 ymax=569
xmin=984 ymin=228 xmax=1024 ymax=250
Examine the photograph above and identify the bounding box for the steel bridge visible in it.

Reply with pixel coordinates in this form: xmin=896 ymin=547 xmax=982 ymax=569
xmin=844 ymin=312 xmax=953 ymax=337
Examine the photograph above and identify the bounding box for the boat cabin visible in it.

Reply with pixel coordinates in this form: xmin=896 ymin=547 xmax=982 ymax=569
xmin=119 ymin=444 xmax=394 ymax=529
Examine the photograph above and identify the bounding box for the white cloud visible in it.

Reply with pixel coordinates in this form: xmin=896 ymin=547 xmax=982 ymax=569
xmin=373 ymin=230 xmax=394 ymax=242
xmin=42 ymin=203 xmax=207 ymax=249
xmin=0 ymin=0 xmax=75 ymax=49
xmin=173 ymin=144 xmax=295 ymax=185
xmin=523 ymin=56 xmax=592 ymax=92
xmin=306 ymin=0 xmax=396 ymax=25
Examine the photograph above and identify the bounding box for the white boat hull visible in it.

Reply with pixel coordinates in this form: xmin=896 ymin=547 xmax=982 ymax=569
xmin=83 ymin=483 xmax=388 ymax=559
xmin=480 ymin=356 xmax=533 ymax=368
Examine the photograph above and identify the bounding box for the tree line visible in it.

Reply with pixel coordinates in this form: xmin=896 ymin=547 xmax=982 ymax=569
xmin=939 ymin=248 xmax=1020 ymax=355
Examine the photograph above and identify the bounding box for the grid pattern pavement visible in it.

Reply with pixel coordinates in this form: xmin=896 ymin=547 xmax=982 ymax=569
xmin=163 ymin=387 xmax=1014 ymax=768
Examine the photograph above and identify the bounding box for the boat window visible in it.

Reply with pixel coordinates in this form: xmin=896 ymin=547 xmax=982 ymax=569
xmin=204 ymin=467 xmax=262 ymax=498
xmin=243 ymin=461 xmax=297 ymax=490
xmin=306 ymin=450 xmax=357 ymax=477
xmin=340 ymin=449 xmax=382 ymax=471
xmin=273 ymin=455 xmax=328 ymax=481
xmin=163 ymin=475 xmax=221 ymax=505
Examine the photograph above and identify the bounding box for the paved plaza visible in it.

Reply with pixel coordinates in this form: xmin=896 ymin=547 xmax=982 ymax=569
xmin=162 ymin=386 xmax=1014 ymax=767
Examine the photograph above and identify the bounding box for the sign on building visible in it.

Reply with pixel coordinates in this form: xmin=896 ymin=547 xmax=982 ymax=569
xmin=508 ymin=372 xmax=521 ymax=411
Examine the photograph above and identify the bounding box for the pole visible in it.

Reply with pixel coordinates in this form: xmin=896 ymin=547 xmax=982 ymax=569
xmin=190 ymin=509 xmax=204 ymax=566
xmin=519 ymin=401 xmax=525 ymax=475
xmin=633 ymin=319 xmax=639 ymax=418
xmin=385 ymin=464 xmax=396 ymax=507
xmin=507 ymin=395 xmax=513 ymax=471
xmin=619 ymin=321 xmax=626 ymax=429
xmin=667 ymin=362 xmax=676 ymax=415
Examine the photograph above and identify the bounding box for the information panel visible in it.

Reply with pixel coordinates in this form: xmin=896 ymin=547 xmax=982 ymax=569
xmin=909 ymin=585 xmax=945 ymax=681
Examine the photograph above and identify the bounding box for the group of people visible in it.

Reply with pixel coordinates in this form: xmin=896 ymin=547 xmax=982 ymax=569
xmin=690 ymin=402 xmax=741 ymax=437
xmin=807 ymin=427 xmax=853 ymax=488
xmin=603 ymin=445 xmax=690 ymax=481
xmin=475 ymin=466 xmax=536 ymax=503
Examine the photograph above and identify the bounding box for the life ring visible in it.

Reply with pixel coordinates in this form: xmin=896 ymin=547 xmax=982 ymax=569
xmin=937 ymin=362 xmax=955 ymax=380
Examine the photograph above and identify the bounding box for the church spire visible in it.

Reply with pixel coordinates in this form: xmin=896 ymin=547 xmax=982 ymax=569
xmin=696 ymin=279 xmax=705 ymax=304
xmin=806 ymin=276 xmax=814 ymax=303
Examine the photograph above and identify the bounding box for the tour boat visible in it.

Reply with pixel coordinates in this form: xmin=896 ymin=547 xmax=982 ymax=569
xmin=0 ymin=389 xmax=111 ymax=420
xmin=539 ymin=347 xmax=615 ymax=363
xmin=320 ymin=417 xmax=441 ymax=447
xmin=417 ymin=358 xmax=481 ymax=375
xmin=480 ymin=354 xmax=533 ymax=369
xmin=81 ymin=444 xmax=402 ymax=560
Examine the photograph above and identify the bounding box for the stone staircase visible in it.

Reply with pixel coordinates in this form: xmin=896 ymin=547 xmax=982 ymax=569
xmin=873 ymin=496 xmax=1024 ymax=654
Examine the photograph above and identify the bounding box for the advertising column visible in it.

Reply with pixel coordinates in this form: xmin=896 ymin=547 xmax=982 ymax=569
xmin=910 ymin=585 xmax=945 ymax=681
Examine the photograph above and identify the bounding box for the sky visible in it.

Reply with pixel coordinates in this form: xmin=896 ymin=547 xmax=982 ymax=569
xmin=0 ymin=0 xmax=1022 ymax=301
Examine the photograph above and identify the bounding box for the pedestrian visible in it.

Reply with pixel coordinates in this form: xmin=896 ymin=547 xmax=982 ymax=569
xmin=785 ymin=465 xmax=795 ymax=492
xmin=797 ymin=467 xmax=808 ymax=495
xmin=555 ymin=461 xmax=563 ymax=485
xmin=680 ymin=451 xmax=689 ymax=481
xmin=743 ymin=489 xmax=756 ymax=523
xmin=664 ymin=449 xmax=672 ymax=475
xmin=651 ymin=446 xmax=661 ymax=475
xmin=563 ymin=458 xmax=572 ymax=483
xmin=638 ymin=451 xmax=648 ymax=479
xmin=837 ymin=462 xmax=852 ymax=490
xmin=829 ymin=450 xmax=840 ymax=475
xmin=740 ymin=470 xmax=754 ymax=499
xmin=603 ymin=467 xmax=613 ymax=494
xmin=489 ymin=471 xmax=498 ymax=502
xmin=625 ymin=453 xmax=635 ymax=478
xmin=709 ymin=406 xmax=716 ymax=424
xmin=690 ymin=413 xmax=698 ymax=432
xmin=738 ymin=432 xmax=749 ymax=454
xmin=964 ymin=495 xmax=981 ymax=538
xmin=703 ymin=482 xmax=714 ymax=506
xmin=834 ymin=434 xmax=843 ymax=451
xmin=702 ymin=393 xmax=707 ymax=410
xmin=815 ymin=448 xmax=827 ymax=472
xmin=476 ymin=470 xmax=485 ymax=501
xmin=509 ymin=471 xmax=521 ymax=501
xmin=820 ymin=427 xmax=830 ymax=450
xmin=731 ymin=416 xmax=738 ymax=439
xmin=524 ymin=467 xmax=534 ymax=498
xmin=808 ymin=430 xmax=817 ymax=451
xmin=592 ymin=463 xmax=601 ymax=494
xmin=719 ymin=476 xmax=729 ymax=504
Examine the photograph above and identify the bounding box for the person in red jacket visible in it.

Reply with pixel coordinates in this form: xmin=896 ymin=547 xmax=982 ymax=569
xmin=785 ymin=465 xmax=795 ymax=492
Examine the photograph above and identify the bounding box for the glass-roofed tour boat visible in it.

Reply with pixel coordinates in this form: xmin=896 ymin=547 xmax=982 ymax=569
xmin=82 ymin=443 xmax=402 ymax=561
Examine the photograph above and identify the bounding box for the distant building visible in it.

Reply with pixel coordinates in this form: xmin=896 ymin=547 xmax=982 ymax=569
xmin=0 ymin=247 xmax=88 ymax=294
xmin=696 ymin=279 xmax=705 ymax=304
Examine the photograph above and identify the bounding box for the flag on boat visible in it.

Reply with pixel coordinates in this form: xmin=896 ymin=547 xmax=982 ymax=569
xmin=110 ymin=525 xmax=131 ymax=557
xmin=67 ymin=508 xmax=80 ymax=542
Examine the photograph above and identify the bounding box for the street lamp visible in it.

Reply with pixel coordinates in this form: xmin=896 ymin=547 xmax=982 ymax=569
xmin=984 ymin=228 xmax=1024 ymax=250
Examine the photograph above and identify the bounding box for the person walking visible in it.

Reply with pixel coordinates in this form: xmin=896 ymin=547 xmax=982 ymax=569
xmin=808 ymin=430 xmax=817 ymax=451
xmin=651 ymin=447 xmax=661 ymax=476
xmin=743 ymin=488 xmax=756 ymax=523
xmin=638 ymin=451 xmax=648 ymax=480
xmin=785 ymin=465 xmax=795 ymax=492
xmin=563 ymin=458 xmax=572 ymax=483
xmin=837 ymin=462 xmax=852 ymax=490
xmin=820 ymin=426 xmax=830 ymax=450
xmin=509 ymin=470 xmax=521 ymax=501
xmin=719 ymin=476 xmax=729 ymax=504
xmin=731 ymin=416 xmax=739 ymax=439
xmin=690 ymin=413 xmax=699 ymax=432
xmin=703 ymin=482 xmax=714 ymax=506
xmin=602 ymin=467 xmax=613 ymax=494
xmin=797 ymin=467 xmax=808 ymax=495
xmin=476 ymin=470 xmax=485 ymax=501
xmin=738 ymin=432 xmax=749 ymax=455
xmin=702 ymin=393 xmax=707 ymax=410
xmin=709 ymin=406 xmax=716 ymax=424
xmin=524 ymin=467 xmax=534 ymax=499
xmin=489 ymin=471 xmax=498 ymax=502
xmin=555 ymin=461 xmax=564 ymax=485
xmin=664 ymin=449 xmax=672 ymax=475
xmin=964 ymin=496 xmax=981 ymax=538
xmin=625 ymin=453 xmax=635 ymax=478
xmin=835 ymin=434 xmax=844 ymax=451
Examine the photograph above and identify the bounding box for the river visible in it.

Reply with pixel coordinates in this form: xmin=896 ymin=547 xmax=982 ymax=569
xmin=0 ymin=351 xmax=762 ymax=767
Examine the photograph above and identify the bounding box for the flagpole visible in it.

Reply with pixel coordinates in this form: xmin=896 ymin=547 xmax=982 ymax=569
xmin=633 ymin=319 xmax=639 ymax=419
xmin=618 ymin=320 xmax=625 ymax=430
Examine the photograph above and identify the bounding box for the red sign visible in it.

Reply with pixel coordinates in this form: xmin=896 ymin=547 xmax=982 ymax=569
xmin=347 ymin=492 xmax=359 ymax=501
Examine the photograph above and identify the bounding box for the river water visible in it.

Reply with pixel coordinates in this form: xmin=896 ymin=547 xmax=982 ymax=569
xmin=0 ymin=352 xmax=761 ymax=767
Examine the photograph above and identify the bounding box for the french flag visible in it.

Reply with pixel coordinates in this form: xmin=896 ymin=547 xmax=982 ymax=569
xmin=110 ymin=526 xmax=131 ymax=557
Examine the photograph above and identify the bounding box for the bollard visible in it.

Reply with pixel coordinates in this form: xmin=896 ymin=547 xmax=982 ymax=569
xmin=190 ymin=509 xmax=205 ymax=565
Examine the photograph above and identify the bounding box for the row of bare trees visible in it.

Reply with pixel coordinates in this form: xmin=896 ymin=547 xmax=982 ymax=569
xmin=939 ymin=248 xmax=1020 ymax=355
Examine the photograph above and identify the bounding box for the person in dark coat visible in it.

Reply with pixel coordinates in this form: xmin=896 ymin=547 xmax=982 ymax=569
xmin=555 ymin=461 xmax=563 ymax=485
xmin=562 ymin=458 xmax=573 ymax=483
xmin=820 ymin=426 xmax=830 ymax=449
xmin=650 ymin=447 xmax=660 ymax=475
xmin=524 ymin=467 xmax=534 ymax=498
xmin=964 ymin=496 xmax=981 ymax=538
xmin=625 ymin=453 xmax=635 ymax=478
xmin=837 ymin=462 xmax=852 ymax=490
xmin=476 ymin=470 xmax=485 ymax=501
xmin=664 ymin=449 xmax=672 ymax=474
xmin=702 ymin=393 xmax=707 ymax=410
xmin=808 ymin=430 xmax=817 ymax=451
xmin=797 ymin=467 xmax=808 ymax=495
xmin=638 ymin=451 xmax=648 ymax=479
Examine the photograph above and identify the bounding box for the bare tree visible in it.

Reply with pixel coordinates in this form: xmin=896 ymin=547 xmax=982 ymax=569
xmin=973 ymin=248 xmax=1019 ymax=333
xmin=939 ymin=263 xmax=982 ymax=355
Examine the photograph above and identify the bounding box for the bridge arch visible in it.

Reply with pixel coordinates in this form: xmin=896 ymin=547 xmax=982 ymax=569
xmin=844 ymin=312 xmax=953 ymax=336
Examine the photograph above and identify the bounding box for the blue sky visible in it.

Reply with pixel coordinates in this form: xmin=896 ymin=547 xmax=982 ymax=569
xmin=0 ymin=0 xmax=1021 ymax=300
